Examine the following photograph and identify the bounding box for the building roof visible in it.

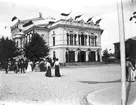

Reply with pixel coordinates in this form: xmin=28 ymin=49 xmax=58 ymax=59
xmin=16 ymin=32 xmax=24 ymax=35
xmin=20 ymin=17 xmax=45 ymax=23
xmin=114 ymin=36 xmax=136 ymax=44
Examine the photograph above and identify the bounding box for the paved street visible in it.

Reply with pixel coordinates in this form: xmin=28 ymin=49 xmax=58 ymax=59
xmin=0 ymin=64 xmax=121 ymax=105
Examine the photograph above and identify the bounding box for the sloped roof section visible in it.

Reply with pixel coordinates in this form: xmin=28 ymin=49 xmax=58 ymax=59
xmin=114 ymin=36 xmax=136 ymax=44
xmin=129 ymin=36 xmax=136 ymax=41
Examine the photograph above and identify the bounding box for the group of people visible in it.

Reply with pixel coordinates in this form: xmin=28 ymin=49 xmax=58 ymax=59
xmin=126 ymin=57 xmax=136 ymax=82
xmin=45 ymin=58 xmax=61 ymax=77
xmin=4 ymin=58 xmax=28 ymax=74
xmin=2 ymin=57 xmax=61 ymax=77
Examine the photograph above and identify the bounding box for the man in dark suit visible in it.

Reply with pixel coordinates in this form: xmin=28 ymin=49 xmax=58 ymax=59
xmin=20 ymin=58 xmax=25 ymax=73
xmin=4 ymin=60 xmax=8 ymax=74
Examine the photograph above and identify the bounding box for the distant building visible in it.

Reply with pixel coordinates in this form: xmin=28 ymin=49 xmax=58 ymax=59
xmin=11 ymin=14 xmax=103 ymax=63
xmin=114 ymin=36 xmax=136 ymax=59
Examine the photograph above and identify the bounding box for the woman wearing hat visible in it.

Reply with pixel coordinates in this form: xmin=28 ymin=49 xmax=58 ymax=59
xmin=126 ymin=57 xmax=135 ymax=82
xmin=54 ymin=58 xmax=61 ymax=77
xmin=45 ymin=59 xmax=52 ymax=77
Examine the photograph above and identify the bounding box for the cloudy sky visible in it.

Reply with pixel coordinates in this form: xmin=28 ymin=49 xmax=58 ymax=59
xmin=0 ymin=0 xmax=136 ymax=53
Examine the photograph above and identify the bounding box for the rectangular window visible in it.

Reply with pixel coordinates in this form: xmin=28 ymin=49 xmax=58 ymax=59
xmin=74 ymin=35 xmax=76 ymax=45
xmin=53 ymin=37 xmax=55 ymax=46
xmin=70 ymin=34 xmax=73 ymax=45
xmin=67 ymin=33 xmax=69 ymax=45
xmin=78 ymin=35 xmax=80 ymax=45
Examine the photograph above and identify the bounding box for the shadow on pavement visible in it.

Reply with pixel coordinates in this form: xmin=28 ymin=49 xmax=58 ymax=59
xmin=79 ymin=79 xmax=121 ymax=84
xmin=126 ymin=81 xmax=131 ymax=105
xmin=126 ymin=81 xmax=136 ymax=105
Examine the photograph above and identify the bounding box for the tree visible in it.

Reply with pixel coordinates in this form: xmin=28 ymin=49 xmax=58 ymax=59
xmin=102 ymin=48 xmax=110 ymax=62
xmin=24 ymin=33 xmax=49 ymax=61
xmin=0 ymin=37 xmax=21 ymax=62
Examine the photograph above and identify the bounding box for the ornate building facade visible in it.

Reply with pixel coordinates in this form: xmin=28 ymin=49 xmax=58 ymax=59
xmin=11 ymin=15 xmax=103 ymax=63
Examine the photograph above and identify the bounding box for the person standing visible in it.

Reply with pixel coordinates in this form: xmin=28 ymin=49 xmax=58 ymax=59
xmin=45 ymin=59 xmax=52 ymax=77
xmin=54 ymin=58 xmax=61 ymax=77
xmin=15 ymin=60 xmax=19 ymax=74
xmin=4 ymin=60 xmax=8 ymax=74
xmin=20 ymin=58 xmax=25 ymax=73
xmin=26 ymin=60 xmax=33 ymax=72
xmin=126 ymin=57 xmax=135 ymax=82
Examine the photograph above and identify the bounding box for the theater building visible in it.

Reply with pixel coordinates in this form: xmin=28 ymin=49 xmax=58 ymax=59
xmin=11 ymin=15 xmax=103 ymax=63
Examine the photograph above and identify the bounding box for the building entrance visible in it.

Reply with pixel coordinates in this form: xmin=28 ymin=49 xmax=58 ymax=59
xmin=69 ymin=51 xmax=75 ymax=62
xmin=80 ymin=51 xmax=86 ymax=62
xmin=90 ymin=51 xmax=95 ymax=62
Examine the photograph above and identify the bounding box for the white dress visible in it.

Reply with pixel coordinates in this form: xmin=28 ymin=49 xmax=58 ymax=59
xmin=26 ymin=61 xmax=32 ymax=72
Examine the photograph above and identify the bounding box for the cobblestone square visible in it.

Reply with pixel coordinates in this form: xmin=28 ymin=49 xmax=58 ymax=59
xmin=0 ymin=64 xmax=120 ymax=105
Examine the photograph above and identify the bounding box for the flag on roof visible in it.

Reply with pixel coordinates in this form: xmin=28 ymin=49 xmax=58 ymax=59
xmin=129 ymin=17 xmax=133 ymax=21
xmin=86 ymin=17 xmax=93 ymax=23
xmin=133 ymin=11 xmax=136 ymax=15
xmin=75 ymin=14 xmax=82 ymax=20
xmin=23 ymin=21 xmax=33 ymax=27
xmin=11 ymin=16 xmax=17 ymax=21
xmin=101 ymin=30 xmax=104 ymax=34
xmin=95 ymin=19 xmax=102 ymax=25
xmin=61 ymin=12 xmax=71 ymax=16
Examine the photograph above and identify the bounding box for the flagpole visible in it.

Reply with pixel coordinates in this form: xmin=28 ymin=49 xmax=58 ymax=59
xmin=116 ymin=0 xmax=126 ymax=105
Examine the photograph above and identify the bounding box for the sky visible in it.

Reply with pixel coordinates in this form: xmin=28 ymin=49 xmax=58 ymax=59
xmin=0 ymin=0 xmax=136 ymax=53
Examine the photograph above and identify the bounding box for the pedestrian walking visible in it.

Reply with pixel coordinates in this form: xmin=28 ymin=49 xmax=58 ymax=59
xmin=54 ymin=58 xmax=61 ymax=77
xmin=34 ymin=61 xmax=40 ymax=72
xmin=20 ymin=58 xmax=25 ymax=73
xmin=15 ymin=60 xmax=19 ymax=74
xmin=45 ymin=59 xmax=52 ymax=77
xmin=26 ymin=60 xmax=33 ymax=72
xmin=24 ymin=59 xmax=28 ymax=70
xmin=126 ymin=57 xmax=135 ymax=82
xmin=39 ymin=59 xmax=46 ymax=72
xmin=4 ymin=60 xmax=8 ymax=74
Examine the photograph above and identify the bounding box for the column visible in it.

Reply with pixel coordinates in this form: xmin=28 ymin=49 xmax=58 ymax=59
xmin=86 ymin=51 xmax=89 ymax=62
xmin=95 ymin=51 xmax=98 ymax=61
xmin=75 ymin=51 xmax=78 ymax=62
xmin=99 ymin=49 xmax=102 ymax=62
xmin=76 ymin=34 xmax=78 ymax=45
xmin=80 ymin=35 xmax=82 ymax=46
xmin=95 ymin=36 xmax=97 ymax=46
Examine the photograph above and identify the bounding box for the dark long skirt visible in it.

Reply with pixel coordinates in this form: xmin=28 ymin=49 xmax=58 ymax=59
xmin=45 ymin=66 xmax=52 ymax=77
xmin=55 ymin=65 xmax=61 ymax=77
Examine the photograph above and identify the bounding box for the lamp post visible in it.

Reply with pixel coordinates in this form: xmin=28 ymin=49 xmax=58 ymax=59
xmin=116 ymin=0 xmax=126 ymax=105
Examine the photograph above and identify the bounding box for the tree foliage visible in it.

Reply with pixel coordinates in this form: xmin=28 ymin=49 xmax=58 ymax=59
xmin=24 ymin=33 xmax=49 ymax=61
xmin=0 ymin=37 xmax=20 ymax=62
xmin=102 ymin=48 xmax=110 ymax=62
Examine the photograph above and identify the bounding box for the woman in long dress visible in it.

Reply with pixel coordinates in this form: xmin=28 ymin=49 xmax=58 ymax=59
xmin=126 ymin=58 xmax=135 ymax=82
xmin=54 ymin=58 xmax=61 ymax=77
xmin=45 ymin=59 xmax=52 ymax=77
xmin=26 ymin=60 xmax=33 ymax=72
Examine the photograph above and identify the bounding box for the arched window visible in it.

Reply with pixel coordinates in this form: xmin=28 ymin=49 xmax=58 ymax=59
xmin=70 ymin=31 xmax=73 ymax=45
xmin=67 ymin=33 xmax=69 ymax=45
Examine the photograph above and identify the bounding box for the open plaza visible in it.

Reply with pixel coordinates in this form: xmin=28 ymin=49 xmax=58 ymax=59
xmin=0 ymin=64 xmax=135 ymax=105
